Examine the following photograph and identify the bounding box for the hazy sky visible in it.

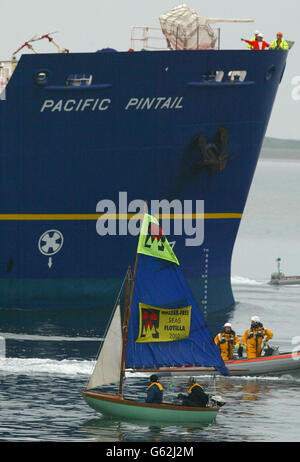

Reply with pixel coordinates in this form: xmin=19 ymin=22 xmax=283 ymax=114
xmin=1 ymin=0 xmax=299 ymax=140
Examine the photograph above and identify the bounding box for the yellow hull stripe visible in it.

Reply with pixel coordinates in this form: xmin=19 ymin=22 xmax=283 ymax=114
xmin=0 ymin=213 xmax=242 ymax=220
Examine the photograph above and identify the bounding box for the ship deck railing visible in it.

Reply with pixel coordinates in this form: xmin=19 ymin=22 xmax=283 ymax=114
xmin=130 ymin=26 xmax=221 ymax=51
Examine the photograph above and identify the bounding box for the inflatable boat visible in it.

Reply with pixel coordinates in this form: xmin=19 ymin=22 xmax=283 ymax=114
xmin=153 ymin=346 xmax=300 ymax=377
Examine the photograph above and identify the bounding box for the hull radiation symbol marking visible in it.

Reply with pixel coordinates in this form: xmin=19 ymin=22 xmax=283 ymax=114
xmin=38 ymin=229 xmax=64 ymax=268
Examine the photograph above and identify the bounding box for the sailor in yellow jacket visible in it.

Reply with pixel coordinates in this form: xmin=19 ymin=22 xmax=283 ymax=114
xmin=270 ymin=32 xmax=289 ymax=50
xmin=214 ymin=323 xmax=241 ymax=360
xmin=242 ymin=316 xmax=273 ymax=358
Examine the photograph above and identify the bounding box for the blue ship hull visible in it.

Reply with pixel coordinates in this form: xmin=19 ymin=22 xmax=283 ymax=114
xmin=0 ymin=49 xmax=288 ymax=317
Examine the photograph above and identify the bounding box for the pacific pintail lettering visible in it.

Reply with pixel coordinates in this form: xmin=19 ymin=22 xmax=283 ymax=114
xmin=124 ymin=96 xmax=184 ymax=110
xmin=40 ymin=98 xmax=112 ymax=112
xmin=40 ymin=96 xmax=183 ymax=112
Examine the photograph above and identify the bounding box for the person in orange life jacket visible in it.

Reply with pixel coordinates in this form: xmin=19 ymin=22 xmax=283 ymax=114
xmin=146 ymin=374 xmax=163 ymax=404
xmin=177 ymin=377 xmax=209 ymax=407
xmin=242 ymin=316 xmax=273 ymax=359
xmin=214 ymin=322 xmax=242 ymax=360
xmin=247 ymin=30 xmax=261 ymax=49
xmin=241 ymin=33 xmax=270 ymax=50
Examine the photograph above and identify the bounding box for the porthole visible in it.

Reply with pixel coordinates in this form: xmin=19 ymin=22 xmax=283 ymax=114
xmin=35 ymin=70 xmax=49 ymax=86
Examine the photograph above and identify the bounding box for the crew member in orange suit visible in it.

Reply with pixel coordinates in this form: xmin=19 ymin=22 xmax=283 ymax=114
xmin=215 ymin=323 xmax=242 ymax=360
xmin=242 ymin=316 xmax=273 ymax=358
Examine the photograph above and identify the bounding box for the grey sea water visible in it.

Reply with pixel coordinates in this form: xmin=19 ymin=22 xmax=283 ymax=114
xmin=1 ymin=151 xmax=300 ymax=443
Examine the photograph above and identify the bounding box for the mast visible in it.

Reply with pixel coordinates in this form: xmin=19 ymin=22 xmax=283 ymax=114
xmin=119 ymin=205 xmax=147 ymax=396
xmin=119 ymin=250 xmax=140 ymax=395
xmin=119 ymin=265 xmax=133 ymax=395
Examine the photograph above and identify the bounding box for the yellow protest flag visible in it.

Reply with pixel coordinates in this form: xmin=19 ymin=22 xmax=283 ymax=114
xmin=136 ymin=303 xmax=191 ymax=343
xmin=137 ymin=214 xmax=179 ymax=265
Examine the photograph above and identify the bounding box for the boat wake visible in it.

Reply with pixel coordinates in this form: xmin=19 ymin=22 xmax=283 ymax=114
xmin=0 ymin=357 xmax=95 ymax=377
xmin=216 ymin=373 xmax=300 ymax=383
xmin=1 ymin=356 xmax=300 ymax=384
xmin=0 ymin=332 xmax=102 ymax=342
xmin=231 ymin=275 xmax=265 ymax=286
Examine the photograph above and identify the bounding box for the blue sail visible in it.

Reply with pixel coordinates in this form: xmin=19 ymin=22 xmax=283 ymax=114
xmin=125 ymin=235 xmax=229 ymax=376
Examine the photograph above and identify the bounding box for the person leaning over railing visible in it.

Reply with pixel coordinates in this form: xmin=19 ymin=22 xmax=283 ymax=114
xmin=247 ymin=30 xmax=261 ymax=49
xmin=241 ymin=33 xmax=270 ymax=50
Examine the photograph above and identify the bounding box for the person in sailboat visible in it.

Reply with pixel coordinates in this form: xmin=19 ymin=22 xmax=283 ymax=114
xmin=177 ymin=377 xmax=209 ymax=407
xmin=146 ymin=375 xmax=164 ymax=404
xmin=242 ymin=316 xmax=273 ymax=358
xmin=214 ymin=322 xmax=242 ymax=360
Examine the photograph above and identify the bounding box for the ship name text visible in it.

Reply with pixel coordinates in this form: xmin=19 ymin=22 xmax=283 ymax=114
xmin=40 ymin=96 xmax=184 ymax=113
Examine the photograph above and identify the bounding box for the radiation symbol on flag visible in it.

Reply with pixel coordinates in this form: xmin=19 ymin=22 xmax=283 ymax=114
xmin=140 ymin=306 xmax=160 ymax=340
xmin=144 ymin=222 xmax=166 ymax=252
xmin=137 ymin=214 xmax=179 ymax=265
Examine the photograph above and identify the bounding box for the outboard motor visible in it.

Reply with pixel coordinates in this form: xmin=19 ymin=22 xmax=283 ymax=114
xmin=210 ymin=395 xmax=226 ymax=407
xmin=264 ymin=343 xmax=279 ymax=356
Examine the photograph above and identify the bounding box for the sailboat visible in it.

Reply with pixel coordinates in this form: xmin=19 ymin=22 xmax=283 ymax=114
xmin=83 ymin=213 xmax=229 ymax=424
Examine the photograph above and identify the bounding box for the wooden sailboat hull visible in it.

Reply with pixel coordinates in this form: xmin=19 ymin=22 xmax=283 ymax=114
xmin=83 ymin=391 xmax=219 ymax=424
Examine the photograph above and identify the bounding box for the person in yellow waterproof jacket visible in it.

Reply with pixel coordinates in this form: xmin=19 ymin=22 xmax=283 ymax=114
xmin=270 ymin=32 xmax=289 ymax=50
xmin=242 ymin=316 xmax=273 ymax=359
xmin=214 ymin=323 xmax=242 ymax=360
